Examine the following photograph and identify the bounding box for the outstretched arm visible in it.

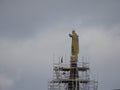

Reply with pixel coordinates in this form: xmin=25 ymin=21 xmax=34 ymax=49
xmin=69 ymin=34 xmax=72 ymax=37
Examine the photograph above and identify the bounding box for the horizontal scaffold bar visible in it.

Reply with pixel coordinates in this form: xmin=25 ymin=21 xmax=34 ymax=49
xmin=54 ymin=66 xmax=89 ymax=71
xmin=51 ymin=79 xmax=89 ymax=83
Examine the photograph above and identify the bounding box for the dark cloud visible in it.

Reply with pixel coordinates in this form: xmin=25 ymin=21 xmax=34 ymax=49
xmin=0 ymin=0 xmax=120 ymax=40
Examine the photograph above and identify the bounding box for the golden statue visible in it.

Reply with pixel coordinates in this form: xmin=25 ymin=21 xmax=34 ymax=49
xmin=69 ymin=30 xmax=79 ymax=61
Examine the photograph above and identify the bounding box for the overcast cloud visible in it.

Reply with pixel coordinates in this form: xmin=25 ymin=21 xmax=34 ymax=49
xmin=0 ymin=0 xmax=120 ymax=90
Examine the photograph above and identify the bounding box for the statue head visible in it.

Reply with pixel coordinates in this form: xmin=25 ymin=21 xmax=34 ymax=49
xmin=72 ymin=30 xmax=75 ymax=34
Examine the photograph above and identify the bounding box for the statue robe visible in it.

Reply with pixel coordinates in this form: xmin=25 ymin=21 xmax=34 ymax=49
xmin=69 ymin=31 xmax=79 ymax=57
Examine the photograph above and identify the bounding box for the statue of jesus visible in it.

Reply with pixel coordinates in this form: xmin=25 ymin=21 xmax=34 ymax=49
xmin=69 ymin=30 xmax=79 ymax=61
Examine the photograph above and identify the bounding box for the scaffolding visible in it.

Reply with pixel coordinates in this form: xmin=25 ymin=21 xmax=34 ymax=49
xmin=48 ymin=31 xmax=98 ymax=90
xmin=48 ymin=57 xmax=98 ymax=90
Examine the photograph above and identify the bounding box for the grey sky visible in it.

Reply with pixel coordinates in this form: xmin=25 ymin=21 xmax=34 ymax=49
xmin=0 ymin=0 xmax=120 ymax=90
